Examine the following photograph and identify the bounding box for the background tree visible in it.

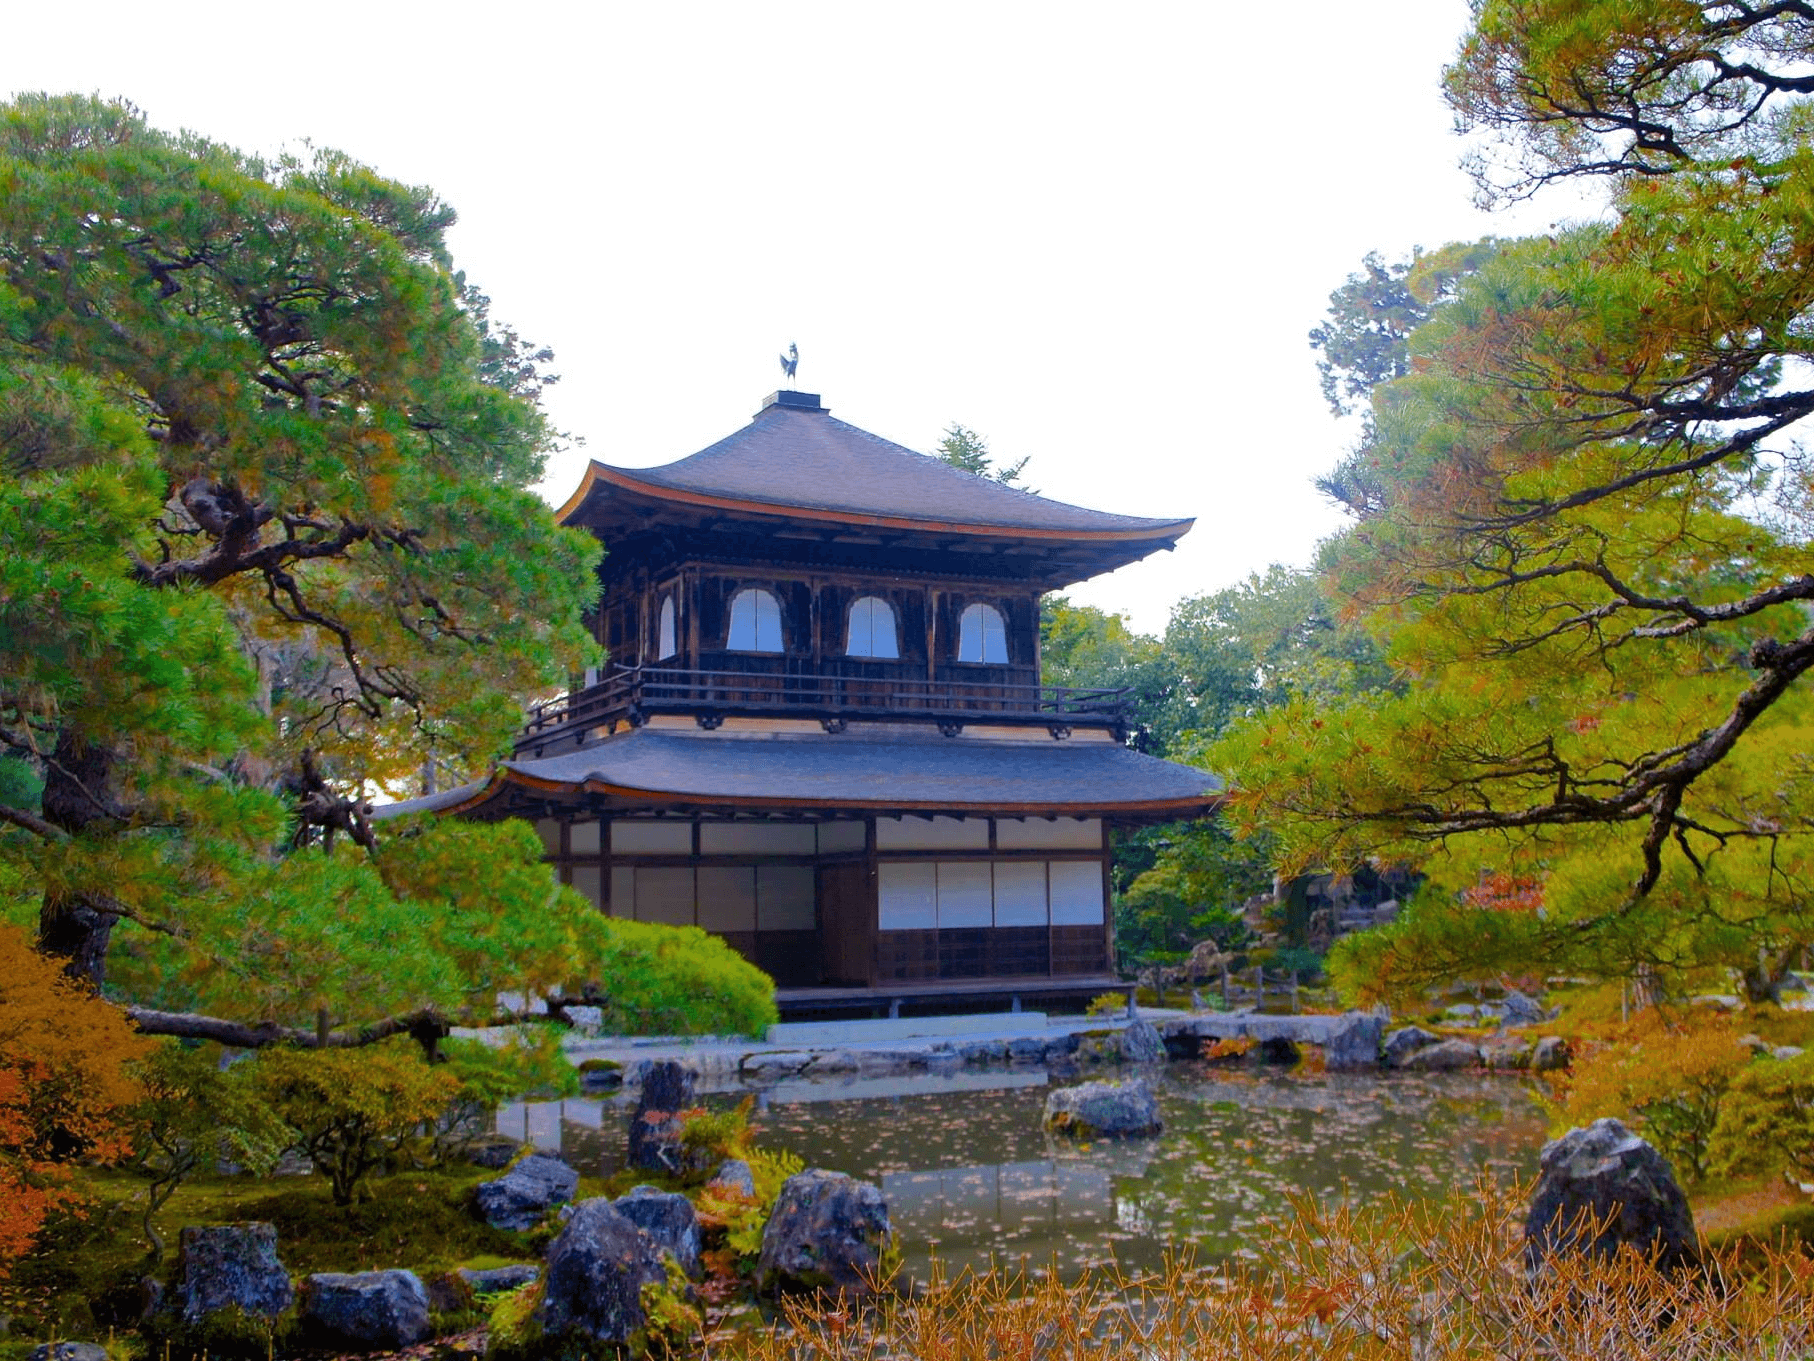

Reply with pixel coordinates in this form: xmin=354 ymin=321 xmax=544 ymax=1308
xmin=1038 ymin=572 xmax=1389 ymax=969
xmin=935 ymin=422 xmax=1033 ymax=489
xmin=0 ymin=95 xmax=776 ymax=1046
xmin=1214 ymin=1 xmax=1814 ymax=1007
xmin=1309 ymin=241 xmax=1498 ymax=420
xmin=1310 ymin=240 xmax=1497 ymax=516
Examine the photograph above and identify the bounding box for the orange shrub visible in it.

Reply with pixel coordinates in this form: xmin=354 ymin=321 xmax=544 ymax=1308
xmin=0 ymin=924 xmax=151 ymax=1276
xmin=1546 ymin=1008 xmax=1749 ymax=1182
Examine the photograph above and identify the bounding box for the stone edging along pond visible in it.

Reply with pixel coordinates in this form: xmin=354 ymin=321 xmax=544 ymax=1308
xmin=564 ymin=1008 xmax=1571 ymax=1091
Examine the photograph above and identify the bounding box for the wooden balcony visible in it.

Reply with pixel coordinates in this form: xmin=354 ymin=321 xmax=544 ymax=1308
xmin=516 ymin=665 xmax=1129 ymax=752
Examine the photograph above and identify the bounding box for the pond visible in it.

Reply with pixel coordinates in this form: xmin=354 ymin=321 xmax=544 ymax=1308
xmin=497 ymin=1062 xmax=1548 ymax=1280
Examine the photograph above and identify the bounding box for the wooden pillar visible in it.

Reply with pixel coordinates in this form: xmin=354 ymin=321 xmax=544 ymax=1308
xmin=864 ymin=815 xmax=879 ymax=988
xmin=1100 ymin=821 xmax=1114 ymax=977
xmin=926 ymin=588 xmax=939 ymax=686
xmin=685 ymin=567 xmax=702 ymax=667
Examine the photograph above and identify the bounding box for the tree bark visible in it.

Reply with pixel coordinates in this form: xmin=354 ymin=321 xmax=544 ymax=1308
xmin=1738 ymin=942 xmax=1803 ymax=1006
xmin=38 ymin=728 xmax=122 ymax=987
xmin=126 ymin=1005 xmax=463 ymax=1059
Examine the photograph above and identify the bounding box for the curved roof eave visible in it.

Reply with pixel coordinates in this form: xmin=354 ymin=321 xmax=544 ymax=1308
xmin=556 ymin=460 xmax=1195 ymax=545
xmin=378 ymin=762 xmax=1226 ymax=822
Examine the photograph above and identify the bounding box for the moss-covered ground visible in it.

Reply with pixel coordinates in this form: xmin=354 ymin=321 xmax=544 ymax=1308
xmin=0 ymin=1161 xmax=580 ymax=1351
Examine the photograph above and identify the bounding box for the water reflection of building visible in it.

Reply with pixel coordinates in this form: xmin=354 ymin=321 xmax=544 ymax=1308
xmin=884 ymin=1145 xmax=1157 ymax=1274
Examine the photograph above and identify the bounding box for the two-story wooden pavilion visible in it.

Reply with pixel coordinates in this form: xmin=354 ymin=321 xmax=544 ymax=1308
xmin=384 ymin=390 xmax=1221 ymax=1014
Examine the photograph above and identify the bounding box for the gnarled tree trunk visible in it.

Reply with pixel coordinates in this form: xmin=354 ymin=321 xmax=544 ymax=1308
xmin=38 ymin=728 xmax=122 ymax=988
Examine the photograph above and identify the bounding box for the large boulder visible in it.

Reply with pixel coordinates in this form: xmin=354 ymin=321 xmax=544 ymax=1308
xmin=298 ymin=1270 xmax=431 ymax=1351
xmin=612 ymin=1185 xmax=702 ymax=1277
xmin=164 ymin=1222 xmax=294 ymax=1326
xmin=1396 ymin=1039 xmax=1482 ymax=1071
xmin=627 ymin=1061 xmax=696 ymax=1175
xmin=1382 ymin=1026 xmax=1441 ymax=1067
xmin=475 ymin=1154 xmax=578 ymax=1231
xmin=755 ymin=1170 xmax=893 ymax=1296
xmin=532 ymin=1199 xmax=671 ymax=1351
xmin=1525 ymin=1119 xmax=1699 ymax=1271
xmin=1043 ymin=1078 xmax=1162 ymax=1139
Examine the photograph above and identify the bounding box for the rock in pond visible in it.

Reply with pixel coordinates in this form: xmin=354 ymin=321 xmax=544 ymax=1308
xmin=706 ymin=1158 xmax=758 ymax=1199
xmin=577 ymin=1059 xmax=624 ymax=1093
xmin=1396 ymin=1039 xmax=1482 ymax=1071
xmin=1119 ymin=1018 xmax=1167 ymax=1065
xmin=1481 ymin=1039 xmax=1533 ymax=1070
xmin=755 ymin=1169 xmax=894 ymax=1296
xmin=612 ymin=1185 xmax=702 ymax=1277
xmin=531 ymin=1199 xmax=672 ymax=1352
xmin=1043 ymin=1078 xmax=1162 ymax=1139
xmin=1382 ymin=1025 xmax=1441 ymax=1067
xmin=741 ymin=1050 xmax=815 ymax=1079
xmin=299 ymin=1270 xmax=431 ymax=1351
xmin=1159 ymin=1011 xmax=1384 ymax=1069
xmin=1532 ymin=1035 xmax=1571 ymax=1072
xmin=162 ymin=1222 xmax=294 ymax=1326
xmin=627 ymin=1060 xmax=696 ymax=1175
xmin=475 ymin=1154 xmax=579 ymax=1231
xmin=1526 ymin=1118 xmax=1698 ymax=1272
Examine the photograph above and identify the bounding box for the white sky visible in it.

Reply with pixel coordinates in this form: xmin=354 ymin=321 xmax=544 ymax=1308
xmin=4 ymin=1 xmax=1596 ymax=634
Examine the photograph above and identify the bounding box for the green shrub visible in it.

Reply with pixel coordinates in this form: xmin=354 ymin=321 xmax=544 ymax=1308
xmin=1084 ymin=992 xmax=1128 ymax=1018
xmin=251 ymin=1041 xmax=460 ymax=1205
xmin=638 ymin=1255 xmax=702 ymax=1354
xmin=572 ymin=916 xmax=777 ymax=1037
xmin=679 ymin=1096 xmax=755 ymax=1171
xmin=1710 ymin=1049 xmax=1814 ymax=1182
xmin=125 ymin=1042 xmax=288 ymax=1262
xmin=484 ymin=1279 xmax=542 ymax=1361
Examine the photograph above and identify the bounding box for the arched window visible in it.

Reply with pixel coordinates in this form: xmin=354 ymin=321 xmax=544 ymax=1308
xmin=957 ymin=603 xmax=1008 ymax=664
xmin=655 ymin=595 xmax=677 ymax=660
xmin=727 ymin=588 xmax=783 ymax=652
xmin=844 ymin=596 xmax=899 ymax=659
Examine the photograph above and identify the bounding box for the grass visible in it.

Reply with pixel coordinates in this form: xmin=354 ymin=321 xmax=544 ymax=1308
xmin=728 ymin=1182 xmax=1814 ymax=1361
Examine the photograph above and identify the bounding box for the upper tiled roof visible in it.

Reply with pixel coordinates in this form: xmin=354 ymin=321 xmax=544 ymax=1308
xmin=560 ymin=394 xmax=1192 ymax=540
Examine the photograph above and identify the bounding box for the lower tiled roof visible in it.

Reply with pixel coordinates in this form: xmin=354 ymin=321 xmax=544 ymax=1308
xmin=377 ymin=727 xmax=1222 ymax=820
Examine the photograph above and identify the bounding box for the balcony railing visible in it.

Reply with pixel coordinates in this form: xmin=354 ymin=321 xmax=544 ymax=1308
xmin=517 ymin=665 xmax=1129 ymax=750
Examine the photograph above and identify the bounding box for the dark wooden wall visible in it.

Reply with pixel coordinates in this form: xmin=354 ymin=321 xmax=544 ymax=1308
xmin=598 ymin=557 xmax=1045 ymax=692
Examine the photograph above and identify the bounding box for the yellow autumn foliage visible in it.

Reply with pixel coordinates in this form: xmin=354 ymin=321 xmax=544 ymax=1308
xmin=1546 ymin=1008 xmax=1750 ymax=1182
